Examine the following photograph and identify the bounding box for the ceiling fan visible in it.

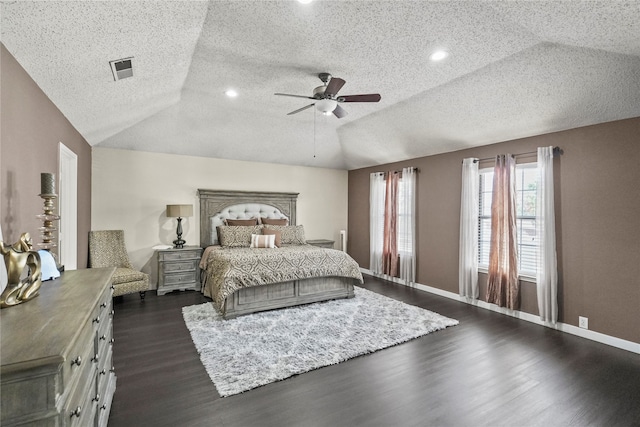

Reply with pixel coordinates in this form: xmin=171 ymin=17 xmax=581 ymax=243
xmin=275 ymin=73 xmax=381 ymax=119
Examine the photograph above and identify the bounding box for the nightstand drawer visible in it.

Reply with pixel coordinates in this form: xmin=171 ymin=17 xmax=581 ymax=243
xmin=159 ymin=250 xmax=201 ymax=262
xmin=163 ymin=271 xmax=198 ymax=286
xmin=161 ymin=259 xmax=198 ymax=273
xmin=307 ymin=239 xmax=335 ymax=249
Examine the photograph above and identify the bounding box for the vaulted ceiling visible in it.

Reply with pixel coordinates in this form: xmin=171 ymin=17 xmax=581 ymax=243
xmin=2 ymin=1 xmax=639 ymax=170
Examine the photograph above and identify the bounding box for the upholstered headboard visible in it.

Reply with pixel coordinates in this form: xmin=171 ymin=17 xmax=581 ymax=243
xmin=198 ymin=189 xmax=299 ymax=247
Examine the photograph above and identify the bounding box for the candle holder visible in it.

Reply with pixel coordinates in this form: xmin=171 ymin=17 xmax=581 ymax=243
xmin=38 ymin=173 xmax=60 ymax=252
xmin=36 ymin=194 xmax=60 ymax=251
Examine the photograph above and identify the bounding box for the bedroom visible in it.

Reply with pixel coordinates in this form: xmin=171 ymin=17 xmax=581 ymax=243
xmin=1 ymin=1 xmax=639 ymax=426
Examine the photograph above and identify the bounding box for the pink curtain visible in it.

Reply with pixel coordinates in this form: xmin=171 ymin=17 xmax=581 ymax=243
xmin=486 ymin=155 xmax=519 ymax=309
xmin=382 ymin=172 xmax=399 ymax=276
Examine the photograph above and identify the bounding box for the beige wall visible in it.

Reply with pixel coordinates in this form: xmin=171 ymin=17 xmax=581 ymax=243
xmin=348 ymin=117 xmax=640 ymax=344
xmin=92 ymin=147 xmax=348 ymax=287
xmin=0 ymin=44 xmax=92 ymax=267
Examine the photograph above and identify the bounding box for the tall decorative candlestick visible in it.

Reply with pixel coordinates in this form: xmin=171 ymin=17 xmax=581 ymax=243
xmin=37 ymin=173 xmax=60 ymax=251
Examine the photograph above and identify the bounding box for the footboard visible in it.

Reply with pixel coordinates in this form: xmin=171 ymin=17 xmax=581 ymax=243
xmin=222 ymin=277 xmax=356 ymax=319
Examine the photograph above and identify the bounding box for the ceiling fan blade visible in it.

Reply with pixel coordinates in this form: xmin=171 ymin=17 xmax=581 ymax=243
xmin=338 ymin=94 xmax=381 ymax=103
xmin=324 ymin=77 xmax=346 ymax=97
xmin=333 ymin=104 xmax=347 ymax=119
xmin=287 ymin=103 xmax=315 ymax=115
xmin=275 ymin=93 xmax=315 ymax=100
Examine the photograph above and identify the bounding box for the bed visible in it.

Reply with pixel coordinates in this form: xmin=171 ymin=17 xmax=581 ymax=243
xmin=198 ymin=189 xmax=363 ymax=319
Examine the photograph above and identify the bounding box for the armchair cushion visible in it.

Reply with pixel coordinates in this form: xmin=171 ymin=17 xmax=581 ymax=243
xmin=112 ymin=267 xmax=148 ymax=285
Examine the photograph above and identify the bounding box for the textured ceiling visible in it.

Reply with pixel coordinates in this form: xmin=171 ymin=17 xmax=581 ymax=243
xmin=2 ymin=1 xmax=639 ymax=170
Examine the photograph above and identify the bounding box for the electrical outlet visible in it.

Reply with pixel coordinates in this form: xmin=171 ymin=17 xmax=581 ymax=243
xmin=579 ymin=316 xmax=589 ymax=329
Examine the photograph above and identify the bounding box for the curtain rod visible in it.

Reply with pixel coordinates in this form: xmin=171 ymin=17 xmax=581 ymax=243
xmin=469 ymin=146 xmax=563 ymax=164
xmin=392 ymin=167 xmax=419 ymax=174
xmin=374 ymin=167 xmax=420 ymax=175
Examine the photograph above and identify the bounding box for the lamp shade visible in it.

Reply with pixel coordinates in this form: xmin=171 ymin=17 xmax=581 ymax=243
xmin=166 ymin=204 xmax=193 ymax=218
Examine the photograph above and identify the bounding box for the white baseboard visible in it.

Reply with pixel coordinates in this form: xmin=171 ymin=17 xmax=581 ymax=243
xmin=360 ymin=268 xmax=640 ymax=354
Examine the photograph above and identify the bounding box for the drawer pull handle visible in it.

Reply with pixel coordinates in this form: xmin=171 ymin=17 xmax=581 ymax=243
xmin=110 ymin=338 xmax=115 ymax=345
xmin=70 ymin=406 xmax=82 ymax=418
xmin=100 ymin=302 xmax=107 ymax=308
xmin=101 ymin=404 xmax=107 ymax=411
xmin=110 ymin=285 xmax=115 ymax=291
xmin=93 ymin=393 xmax=100 ymax=403
xmin=100 ymin=334 xmax=107 ymax=341
xmin=100 ymin=369 xmax=107 ymax=376
xmin=110 ymin=366 xmax=116 ymax=373
xmin=92 ymin=354 xmax=99 ymax=363
xmin=110 ymin=309 xmax=115 ymax=316
xmin=93 ymin=316 xmax=100 ymax=324
xmin=71 ymin=356 xmax=82 ymax=367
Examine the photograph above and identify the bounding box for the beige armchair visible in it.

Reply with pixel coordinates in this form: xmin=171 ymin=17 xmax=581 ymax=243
xmin=89 ymin=230 xmax=149 ymax=299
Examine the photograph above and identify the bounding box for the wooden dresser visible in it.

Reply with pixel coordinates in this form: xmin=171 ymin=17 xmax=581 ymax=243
xmin=1 ymin=267 xmax=117 ymax=427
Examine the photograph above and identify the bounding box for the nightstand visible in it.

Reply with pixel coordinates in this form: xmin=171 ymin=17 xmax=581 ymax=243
xmin=157 ymin=246 xmax=203 ymax=295
xmin=306 ymin=239 xmax=335 ymax=249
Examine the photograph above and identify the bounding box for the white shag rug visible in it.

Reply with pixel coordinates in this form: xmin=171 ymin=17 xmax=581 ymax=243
xmin=182 ymin=287 xmax=458 ymax=397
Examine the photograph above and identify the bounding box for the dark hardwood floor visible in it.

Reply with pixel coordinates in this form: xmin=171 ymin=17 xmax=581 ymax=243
xmin=108 ymin=275 xmax=640 ymax=427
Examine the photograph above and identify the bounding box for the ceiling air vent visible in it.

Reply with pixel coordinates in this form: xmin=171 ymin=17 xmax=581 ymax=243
xmin=109 ymin=57 xmax=133 ymax=81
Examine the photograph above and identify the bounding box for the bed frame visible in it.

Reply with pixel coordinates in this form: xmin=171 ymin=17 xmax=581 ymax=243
xmin=198 ymin=189 xmax=355 ymax=319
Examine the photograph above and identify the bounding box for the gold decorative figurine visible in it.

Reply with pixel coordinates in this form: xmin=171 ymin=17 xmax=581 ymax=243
xmin=0 ymin=232 xmax=42 ymax=308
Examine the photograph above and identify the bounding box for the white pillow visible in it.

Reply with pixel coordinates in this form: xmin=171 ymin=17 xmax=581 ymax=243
xmin=250 ymin=233 xmax=276 ymax=248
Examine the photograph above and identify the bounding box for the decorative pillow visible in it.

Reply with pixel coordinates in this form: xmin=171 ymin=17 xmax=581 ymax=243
xmin=261 ymin=217 xmax=288 ymax=226
xmin=263 ymin=225 xmax=306 ymax=245
xmin=218 ymin=225 xmax=263 ymax=247
xmin=261 ymin=229 xmax=282 ymax=247
xmin=251 ymin=234 xmax=276 ymax=248
xmin=225 ymin=218 xmax=259 ymax=226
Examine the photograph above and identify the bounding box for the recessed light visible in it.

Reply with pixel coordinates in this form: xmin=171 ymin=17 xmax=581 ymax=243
xmin=225 ymin=89 xmax=238 ymax=98
xmin=429 ymin=50 xmax=449 ymax=62
xmin=298 ymin=0 xmax=313 ymax=4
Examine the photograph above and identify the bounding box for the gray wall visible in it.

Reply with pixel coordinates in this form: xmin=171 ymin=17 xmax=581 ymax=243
xmin=1 ymin=44 xmax=92 ymax=268
xmin=348 ymin=117 xmax=640 ymax=344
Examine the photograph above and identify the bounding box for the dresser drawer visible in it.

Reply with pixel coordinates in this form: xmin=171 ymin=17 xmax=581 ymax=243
xmin=97 ymin=344 xmax=113 ymax=398
xmin=161 ymin=259 xmax=198 ymax=273
xmin=64 ymin=372 xmax=97 ymax=427
xmin=95 ymin=371 xmax=116 ymax=427
xmin=63 ymin=320 xmax=96 ymax=394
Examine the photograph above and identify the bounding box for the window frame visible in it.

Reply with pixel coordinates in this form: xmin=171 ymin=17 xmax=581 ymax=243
xmin=477 ymin=163 xmax=538 ymax=282
xmin=373 ymin=174 xmax=413 ymax=254
xmin=397 ymin=177 xmax=413 ymax=254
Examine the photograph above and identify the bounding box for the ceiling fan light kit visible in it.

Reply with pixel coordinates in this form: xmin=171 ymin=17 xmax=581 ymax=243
xmin=275 ymin=73 xmax=381 ymax=119
xmin=316 ymin=99 xmax=337 ymax=115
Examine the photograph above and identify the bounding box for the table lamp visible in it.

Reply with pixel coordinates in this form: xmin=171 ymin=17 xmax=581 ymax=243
xmin=166 ymin=204 xmax=193 ymax=249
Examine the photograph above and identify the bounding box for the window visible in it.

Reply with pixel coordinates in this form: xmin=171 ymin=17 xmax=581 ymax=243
xmin=372 ymin=175 xmax=386 ymax=251
xmin=372 ymin=175 xmax=412 ymax=253
xmin=478 ymin=163 xmax=538 ymax=277
xmin=397 ymin=179 xmax=413 ymax=253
